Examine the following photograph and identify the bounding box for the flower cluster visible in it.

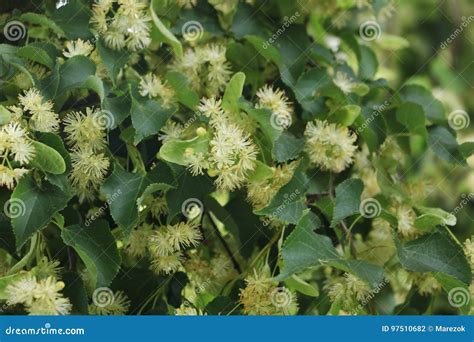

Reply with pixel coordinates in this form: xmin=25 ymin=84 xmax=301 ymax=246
xmin=304 ymin=119 xmax=357 ymax=173
xmin=18 ymin=88 xmax=60 ymax=133
xmin=0 ymin=122 xmax=34 ymax=189
xmin=63 ymin=39 xmax=94 ymax=58
xmin=256 ymin=85 xmax=293 ymax=129
xmin=239 ymin=268 xmax=298 ymax=315
xmin=63 ymin=107 xmax=110 ymax=201
xmin=91 ymin=0 xmax=151 ymax=51
xmin=148 ymin=221 xmax=202 ymax=274
xmin=182 ymin=98 xmax=259 ymax=191
xmin=324 ymin=273 xmax=371 ymax=312
xmin=172 ymin=44 xmax=232 ymax=95
xmin=139 ymin=73 xmax=176 ymax=107
xmin=5 ymin=258 xmax=71 ymax=316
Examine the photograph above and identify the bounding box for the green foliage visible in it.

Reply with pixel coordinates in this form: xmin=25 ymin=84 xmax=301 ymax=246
xmin=0 ymin=0 xmax=472 ymax=317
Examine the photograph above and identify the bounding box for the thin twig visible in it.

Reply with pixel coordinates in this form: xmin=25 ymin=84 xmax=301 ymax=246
xmin=207 ymin=214 xmax=242 ymax=274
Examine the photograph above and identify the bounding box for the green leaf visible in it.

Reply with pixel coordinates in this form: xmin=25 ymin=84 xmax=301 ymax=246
xmin=358 ymin=45 xmax=378 ymax=80
xmin=293 ymin=69 xmax=333 ymax=112
xmin=433 ymin=273 xmax=471 ymax=314
xmin=273 ymin=132 xmax=304 ymax=162
xmin=83 ymin=75 xmax=105 ymax=102
xmin=247 ymin=160 xmax=274 ymax=182
xmin=103 ymin=94 xmax=132 ymax=129
xmin=284 ymin=274 xmax=319 ymax=297
xmin=16 ymin=45 xmax=54 ymax=69
xmin=329 ymin=104 xmax=361 ymax=126
xmin=159 ymin=134 xmax=211 ymax=166
xmin=396 ymin=102 xmax=427 ymax=138
xmin=20 ymin=12 xmax=65 ymax=37
xmin=428 ymin=126 xmax=465 ymax=165
xmin=256 ymin=163 xmax=308 ymax=224
xmin=164 ymin=71 xmax=199 ymax=109
xmin=277 ymin=210 xmax=385 ymax=286
xmin=414 ymin=206 xmax=456 ymax=231
xmin=62 ymin=220 xmax=121 ymax=287
xmin=28 ymin=141 xmax=66 ymax=175
xmin=150 ymin=1 xmax=183 ymax=57
xmin=395 ymin=229 xmax=472 ymax=285
xmin=245 ymin=35 xmax=282 ymax=66
xmin=96 ymin=39 xmax=130 ymax=84
xmin=399 ymin=85 xmax=445 ymax=124
xmin=50 ymin=0 xmax=92 ymax=40
xmin=222 ymin=72 xmax=245 ymax=113
xmin=11 ymin=175 xmax=71 ymax=248
xmin=331 ymin=178 xmax=363 ymax=226
xmin=101 ymin=164 xmax=153 ymax=237
xmin=131 ymin=98 xmax=176 ymax=144
xmin=0 ymin=105 xmax=12 ymax=125
xmin=377 ymin=34 xmax=410 ymax=51
xmin=59 ymin=55 xmax=96 ymax=91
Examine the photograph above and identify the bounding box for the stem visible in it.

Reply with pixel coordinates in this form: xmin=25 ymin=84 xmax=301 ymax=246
xmin=207 ymin=214 xmax=241 ymax=274
xmin=7 ymin=234 xmax=38 ymax=275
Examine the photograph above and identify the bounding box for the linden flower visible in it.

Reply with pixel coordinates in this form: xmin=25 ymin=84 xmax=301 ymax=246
xmin=139 ymin=73 xmax=175 ymax=107
xmin=0 ymin=165 xmax=29 ymax=189
xmin=63 ymin=39 xmax=94 ymax=58
xmin=240 ymin=268 xmax=298 ymax=315
xmin=70 ymin=148 xmax=110 ymax=192
xmin=159 ymin=121 xmax=184 ymax=142
xmin=150 ymin=252 xmax=184 ymax=275
xmin=125 ymin=224 xmax=153 ymax=258
xmin=89 ymin=291 xmax=131 ymax=316
xmin=463 ymin=236 xmax=474 ymax=271
xmin=256 ymin=85 xmax=293 ymax=129
xmin=18 ymin=88 xmax=60 ymax=133
xmin=167 ymin=221 xmax=202 ymax=250
xmin=333 ymin=72 xmax=355 ymax=94
xmin=175 ymin=304 xmax=206 ymax=316
xmin=304 ymin=120 xmax=357 ymax=173
xmin=63 ymin=108 xmax=107 ymax=152
xmin=7 ymin=276 xmax=72 ymax=316
xmin=247 ymin=162 xmax=297 ymax=209
xmin=184 ymin=149 xmax=209 ymax=176
xmin=1 ymin=122 xmax=35 ymax=165
xmin=172 ymin=45 xmax=231 ymax=95
xmin=394 ymin=204 xmax=417 ymax=239
xmin=6 ymin=276 xmax=37 ymax=305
